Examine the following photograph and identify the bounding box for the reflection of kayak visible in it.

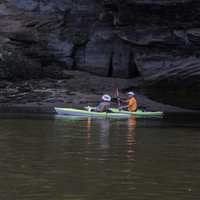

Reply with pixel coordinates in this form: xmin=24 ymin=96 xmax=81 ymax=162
xmin=54 ymin=107 xmax=131 ymax=118
xmin=110 ymin=108 xmax=163 ymax=117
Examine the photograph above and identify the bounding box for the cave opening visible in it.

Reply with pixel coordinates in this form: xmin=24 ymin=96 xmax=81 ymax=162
xmin=128 ymin=52 xmax=141 ymax=78
xmin=130 ymin=64 xmax=140 ymax=78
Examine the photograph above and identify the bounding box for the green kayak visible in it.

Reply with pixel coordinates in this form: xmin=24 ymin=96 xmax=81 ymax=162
xmin=110 ymin=108 xmax=163 ymax=117
xmin=54 ymin=107 xmax=131 ymax=118
xmin=55 ymin=107 xmax=163 ymax=118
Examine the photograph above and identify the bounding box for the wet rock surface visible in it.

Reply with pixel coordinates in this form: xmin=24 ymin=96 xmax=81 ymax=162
xmin=0 ymin=0 xmax=199 ymax=110
xmin=0 ymin=0 xmax=199 ymax=84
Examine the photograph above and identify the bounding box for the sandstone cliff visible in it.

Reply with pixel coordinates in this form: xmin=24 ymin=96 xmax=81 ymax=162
xmin=0 ymin=0 xmax=199 ymax=90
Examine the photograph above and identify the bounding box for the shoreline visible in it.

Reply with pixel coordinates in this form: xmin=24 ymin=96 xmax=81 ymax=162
xmin=0 ymin=103 xmax=198 ymax=115
xmin=0 ymin=70 xmax=199 ymax=116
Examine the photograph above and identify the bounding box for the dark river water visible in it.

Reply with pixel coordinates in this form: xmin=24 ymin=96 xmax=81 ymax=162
xmin=0 ymin=114 xmax=200 ymax=200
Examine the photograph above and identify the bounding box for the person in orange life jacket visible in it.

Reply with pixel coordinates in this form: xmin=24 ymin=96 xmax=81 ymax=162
xmin=127 ymin=92 xmax=138 ymax=112
xmin=119 ymin=92 xmax=138 ymax=112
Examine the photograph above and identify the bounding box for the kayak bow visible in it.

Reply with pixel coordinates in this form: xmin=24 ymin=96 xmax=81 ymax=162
xmin=110 ymin=108 xmax=163 ymax=117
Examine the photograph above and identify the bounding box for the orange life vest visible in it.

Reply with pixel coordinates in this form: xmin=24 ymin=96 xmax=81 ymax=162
xmin=127 ymin=97 xmax=137 ymax=112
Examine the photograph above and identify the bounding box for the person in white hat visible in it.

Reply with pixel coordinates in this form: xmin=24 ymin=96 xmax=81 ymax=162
xmin=119 ymin=91 xmax=137 ymax=112
xmin=95 ymin=94 xmax=112 ymax=112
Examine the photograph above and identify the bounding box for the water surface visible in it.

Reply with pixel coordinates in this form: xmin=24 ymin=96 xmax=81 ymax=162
xmin=0 ymin=115 xmax=199 ymax=200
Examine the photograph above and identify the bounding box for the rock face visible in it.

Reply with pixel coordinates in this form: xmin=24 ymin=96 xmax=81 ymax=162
xmin=0 ymin=0 xmax=200 ymax=88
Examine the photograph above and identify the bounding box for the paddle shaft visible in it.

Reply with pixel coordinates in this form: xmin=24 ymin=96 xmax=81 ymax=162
xmin=116 ymin=88 xmax=121 ymax=108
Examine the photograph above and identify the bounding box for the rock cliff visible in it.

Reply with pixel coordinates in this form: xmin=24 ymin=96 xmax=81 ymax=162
xmin=0 ymin=0 xmax=199 ymax=90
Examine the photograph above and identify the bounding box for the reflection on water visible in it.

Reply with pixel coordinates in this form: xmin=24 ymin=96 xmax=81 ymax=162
xmin=127 ymin=117 xmax=136 ymax=161
xmin=86 ymin=117 xmax=92 ymax=145
xmin=84 ymin=117 xmax=137 ymax=159
xmin=0 ymin=115 xmax=199 ymax=200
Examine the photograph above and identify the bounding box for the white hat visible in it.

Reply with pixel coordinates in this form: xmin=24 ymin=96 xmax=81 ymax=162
xmin=102 ymin=94 xmax=111 ymax=102
xmin=128 ymin=91 xmax=135 ymax=96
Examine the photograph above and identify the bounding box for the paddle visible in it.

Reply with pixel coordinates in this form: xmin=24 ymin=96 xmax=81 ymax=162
xmin=115 ymin=88 xmax=121 ymax=109
xmin=114 ymin=88 xmax=127 ymax=110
